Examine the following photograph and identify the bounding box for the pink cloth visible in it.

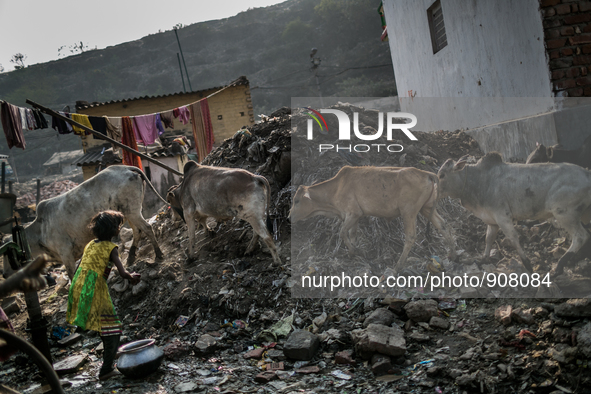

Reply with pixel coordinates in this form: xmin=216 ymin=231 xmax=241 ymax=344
xmin=177 ymin=106 xmax=190 ymax=125
xmin=132 ymin=114 xmax=158 ymax=145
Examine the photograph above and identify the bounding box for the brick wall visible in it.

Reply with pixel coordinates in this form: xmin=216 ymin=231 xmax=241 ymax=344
xmin=541 ymin=0 xmax=591 ymax=96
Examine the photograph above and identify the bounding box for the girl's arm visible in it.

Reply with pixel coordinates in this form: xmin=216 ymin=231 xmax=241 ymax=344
xmin=110 ymin=247 xmax=141 ymax=285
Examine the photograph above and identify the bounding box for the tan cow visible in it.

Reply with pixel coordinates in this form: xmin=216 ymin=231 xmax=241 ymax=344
xmin=289 ymin=166 xmax=456 ymax=269
xmin=167 ymin=161 xmax=280 ymax=264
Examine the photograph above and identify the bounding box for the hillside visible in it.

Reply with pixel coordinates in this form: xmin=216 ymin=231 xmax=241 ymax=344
xmin=0 ymin=0 xmax=395 ymax=179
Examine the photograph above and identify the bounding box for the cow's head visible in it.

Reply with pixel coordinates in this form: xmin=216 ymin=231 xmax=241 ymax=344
xmin=437 ymin=155 xmax=469 ymax=199
xmin=166 ymin=185 xmax=185 ymax=222
xmin=288 ymin=186 xmax=316 ymax=223
xmin=525 ymin=142 xmax=549 ymax=164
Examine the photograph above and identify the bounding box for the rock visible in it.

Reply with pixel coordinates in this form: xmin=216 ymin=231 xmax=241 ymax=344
xmin=371 ymin=354 xmax=392 ymax=376
xmin=243 ymin=348 xmax=265 ymax=359
xmin=53 ymin=355 xmax=87 ymax=375
xmin=408 ymin=332 xmax=430 ymax=342
xmin=351 ymin=323 xmax=406 ymax=359
xmin=555 ymin=299 xmax=591 ymax=317
xmin=295 ymin=365 xmax=320 ymax=374
xmin=266 ymin=349 xmax=286 ymax=361
xmin=578 ymin=322 xmax=591 ymax=357
xmin=403 ymin=300 xmax=438 ymax=322
xmin=162 ymin=340 xmax=191 ymax=361
xmin=429 ymin=317 xmax=449 ymax=330
xmin=511 ymin=308 xmax=534 ymax=325
xmin=363 ymin=308 xmax=395 ymax=328
xmin=1 ymin=296 xmax=20 ymax=315
xmin=131 ymin=280 xmax=148 ymax=296
xmin=495 ymin=305 xmax=512 ymax=326
xmin=255 ymin=371 xmax=277 ymax=383
xmin=283 ymin=330 xmax=320 ymax=361
xmin=57 ymin=333 xmax=82 ymax=347
xmin=532 ymin=306 xmax=549 ymax=319
xmin=335 ymin=350 xmax=355 ymax=365
xmin=458 ymin=286 xmax=479 ymax=298
xmin=174 ymin=382 xmax=199 ymax=393
xmin=193 ymin=334 xmax=217 ymax=356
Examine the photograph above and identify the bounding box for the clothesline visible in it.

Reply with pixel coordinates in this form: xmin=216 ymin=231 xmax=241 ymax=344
xmin=1 ymin=78 xmax=242 ymax=173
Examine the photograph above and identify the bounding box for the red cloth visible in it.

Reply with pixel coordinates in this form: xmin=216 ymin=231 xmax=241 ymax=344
xmin=121 ymin=116 xmax=143 ymax=170
xmin=200 ymin=98 xmax=214 ymax=153
xmin=1 ymin=101 xmax=25 ymax=149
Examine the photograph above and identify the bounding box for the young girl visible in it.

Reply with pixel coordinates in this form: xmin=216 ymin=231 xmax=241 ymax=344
xmin=66 ymin=210 xmax=141 ymax=381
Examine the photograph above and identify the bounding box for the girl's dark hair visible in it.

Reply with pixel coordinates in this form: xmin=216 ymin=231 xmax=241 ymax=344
xmin=89 ymin=210 xmax=125 ymax=241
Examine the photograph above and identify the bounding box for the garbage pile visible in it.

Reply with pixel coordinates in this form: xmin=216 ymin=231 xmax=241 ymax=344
xmin=2 ymin=103 xmax=591 ymax=394
xmin=15 ymin=180 xmax=79 ymax=208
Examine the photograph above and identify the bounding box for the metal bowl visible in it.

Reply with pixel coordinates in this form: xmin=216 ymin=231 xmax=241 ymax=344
xmin=117 ymin=339 xmax=164 ymax=378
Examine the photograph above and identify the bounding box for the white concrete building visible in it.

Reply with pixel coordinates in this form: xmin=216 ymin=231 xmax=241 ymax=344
xmin=382 ymin=0 xmax=591 ymax=159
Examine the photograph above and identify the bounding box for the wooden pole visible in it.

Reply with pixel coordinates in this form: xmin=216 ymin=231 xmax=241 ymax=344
xmin=25 ymin=99 xmax=183 ymax=176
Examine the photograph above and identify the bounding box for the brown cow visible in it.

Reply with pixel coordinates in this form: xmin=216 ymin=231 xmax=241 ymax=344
xmin=289 ymin=166 xmax=456 ymax=269
xmin=167 ymin=161 xmax=280 ymax=264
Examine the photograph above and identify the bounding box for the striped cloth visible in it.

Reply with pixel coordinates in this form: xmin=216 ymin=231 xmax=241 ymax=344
xmin=66 ymin=240 xmax=122 ymax=336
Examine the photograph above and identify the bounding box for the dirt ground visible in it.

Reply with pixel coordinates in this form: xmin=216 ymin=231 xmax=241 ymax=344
xmin=1 ymin=105 xmax=591 ymax=394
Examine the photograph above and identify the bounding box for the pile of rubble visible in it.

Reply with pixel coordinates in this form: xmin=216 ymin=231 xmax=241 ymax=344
xmin=15 ymin=180 xmax=79 ymax=208
xmin=2 ymin=103 xmax=591 ymax=394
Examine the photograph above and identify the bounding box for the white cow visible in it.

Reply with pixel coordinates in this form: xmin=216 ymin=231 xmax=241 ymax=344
xmin=4 ymin=165 xmax=166 ymax=280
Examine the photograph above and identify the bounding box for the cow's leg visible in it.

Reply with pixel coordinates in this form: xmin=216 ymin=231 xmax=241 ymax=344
xmin=248 ymin=218 xmax=281 ymax=265
xmin=395 ymin=214 xmax=418 ymax=270
xmin=483 ymin=224 xmax=500 ymax=259
xmin=494 ymin=217 xmax=532 ymax=272
xmin=422 ymin=207 xmax=456 ymax=261
xmin=340 ymin=214 xmax=360 ymax=254
xmin=126 ymin=215 xmax=164 ymax=262
xmin=185 ymin=211 xmax=197 ymax=257
xmin=245 ymin=231 xmax=260 ymax=255
xmin=552 ymin=215 xmax=590 ymax=275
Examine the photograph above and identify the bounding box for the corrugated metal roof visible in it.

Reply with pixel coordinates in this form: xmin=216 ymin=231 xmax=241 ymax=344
xmin=75 ymin=76 xmax=249 ymax=111
xmin=43 ymin=150 xmax=84 ymax=166
xmin=74 ymin=147 xmax=180 ymax=166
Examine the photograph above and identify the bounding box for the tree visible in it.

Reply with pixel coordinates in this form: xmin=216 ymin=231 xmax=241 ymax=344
xmin=10 ymin=53 xmax=27 ymax=70
xmin=58 ymin=41 xmax=90 ymax=57
xmin=0 ymin=64 xmax=4 ymax=73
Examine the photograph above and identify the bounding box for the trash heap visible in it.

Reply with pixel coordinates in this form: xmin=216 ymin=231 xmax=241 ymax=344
xmin=15 ymin=180 xmax=79 ymax=208
xmin=2 ymin=103 xmax=591 ymax=394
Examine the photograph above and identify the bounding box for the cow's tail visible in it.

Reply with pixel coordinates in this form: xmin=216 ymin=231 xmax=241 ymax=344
xmin=128 ymin=167 xmax=169 ymax=205
xmin=257 ymin=175 xmax=274 ymax=233
xmin=424 ymin=173 xmax=440 ymax=243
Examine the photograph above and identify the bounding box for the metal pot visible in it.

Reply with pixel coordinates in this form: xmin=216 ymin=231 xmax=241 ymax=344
xmin=117 ymin=339 xmax=164 ymax=378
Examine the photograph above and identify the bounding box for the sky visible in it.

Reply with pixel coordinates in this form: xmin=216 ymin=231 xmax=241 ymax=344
xmin=0 ymin=0 xmax=284 ymax=72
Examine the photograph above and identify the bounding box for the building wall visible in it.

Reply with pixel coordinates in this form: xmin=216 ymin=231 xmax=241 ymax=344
xmin=541 ymin=0 xmax=591 ymax=97
xmin=77 ymin=83 xmax=254 ymax=152
xmin=383 ymin=0 xmax=554 ymax=132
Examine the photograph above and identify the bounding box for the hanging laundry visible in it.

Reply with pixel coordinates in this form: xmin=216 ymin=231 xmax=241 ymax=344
xmin=0 ymin=101 xmax=25 ymax=149
xmin=121 ymin=116 xmax=143 ymax=170
xmin=71 ymin=113 xmax=93 ymax=135
xmin=155 ymin=113 xmax=165 ymax=136
xmin=189 ymin=99 xmax=214 ymax=163
xmin=51 ymin=112 xmax=70 ymax=134
xmin=25 ymin=108 xmax=36 ymax=130
xmin=200 ymin=98 xmax=215 ymax=153
xmin=132 ymin=114 xmax=159 ymax=145
xmin=172 ymin=108 xmax=180 ymax=119
xmin=19 ymin=108 xmax=29 ymax=131
xmin=178 ymin=106 xmax=190 ymax=125
xmin=88 ymin=116 xmax=108 ymax=139
xmin=62 ymin=112 xmax=73 ymax=133
xmin=32 ymin=108 xmax=48 ymax=129
xmin=159 ymin=110 xmax=174 ymax=129
xmin=105 ymin=117 xmax=122 ymax=155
